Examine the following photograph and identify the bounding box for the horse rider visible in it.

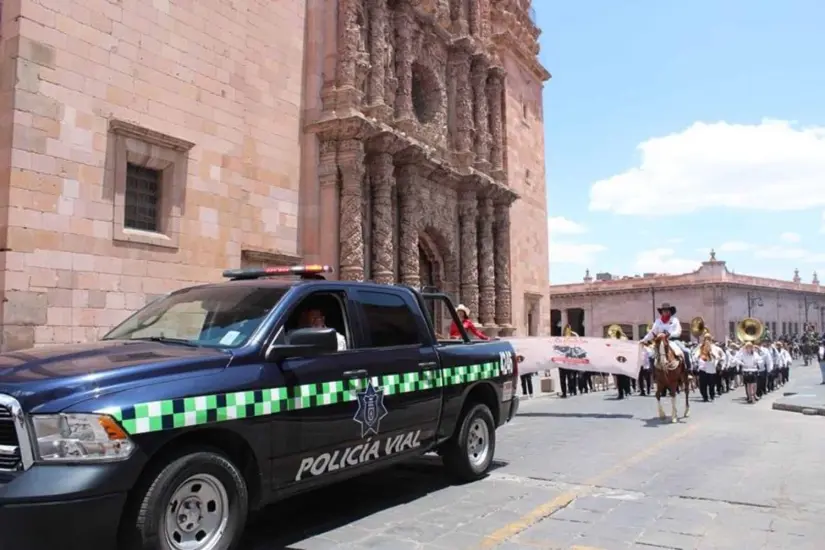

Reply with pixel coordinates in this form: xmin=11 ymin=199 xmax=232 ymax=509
xmin=640 ymin=302 xmax=692 ymax=371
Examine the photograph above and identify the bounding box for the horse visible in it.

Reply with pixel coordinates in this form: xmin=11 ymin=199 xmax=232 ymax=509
xmin=651 ymin=333 xmax=690 ymax=422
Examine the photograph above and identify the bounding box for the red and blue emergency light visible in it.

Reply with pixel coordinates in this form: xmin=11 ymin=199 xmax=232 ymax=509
xmin=222 ymin=264 xmax=333 ymax=280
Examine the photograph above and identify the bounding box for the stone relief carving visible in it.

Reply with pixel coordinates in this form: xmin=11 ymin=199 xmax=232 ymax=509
xmin=397 ymin=164 xmax=421 ymax=287
xmin=321 ymin=0 xmax=521 ymax=334
xmin=477 ymin=196 xmax=495 ymax=326
xmin=354 ymin=1 xmax=371 ymax=99
xmin=338 ymin=140 xmax=366 ymax=281
xmin=370 ymin=153 xmax=395 ymax=283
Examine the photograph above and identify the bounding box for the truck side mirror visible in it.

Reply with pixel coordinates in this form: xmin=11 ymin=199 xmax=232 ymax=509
xmin=266 ymin=327 xmax=339 ymax=361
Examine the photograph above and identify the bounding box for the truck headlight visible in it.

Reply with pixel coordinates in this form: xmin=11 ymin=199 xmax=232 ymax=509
xmin=31 ymin=414 xmax=136 ymax=462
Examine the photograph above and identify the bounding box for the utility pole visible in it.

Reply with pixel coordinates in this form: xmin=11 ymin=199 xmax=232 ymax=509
xmin=650 ymin=286 xmax=656 ymax=320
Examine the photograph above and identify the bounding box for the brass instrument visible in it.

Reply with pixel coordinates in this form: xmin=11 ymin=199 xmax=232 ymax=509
xmin=606 ymin=324 xmax=627 ymax=339
xmin=563 ymin=324 xmax=579 ymax=337
xmin=690 ymin=316 xmax=706 ymax=337
xmin=736 ymin=317 xmax=764 ymax=343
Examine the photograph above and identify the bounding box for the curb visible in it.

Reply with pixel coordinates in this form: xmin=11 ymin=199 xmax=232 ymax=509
xmin=772 ymin=402 xmax=825 ymax=416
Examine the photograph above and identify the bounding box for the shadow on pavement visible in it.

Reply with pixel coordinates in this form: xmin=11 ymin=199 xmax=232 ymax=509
xmin=241 ymin=456 xmax=508 ymax=549
xmin=518 ymin=411 xmax=634 ymax=419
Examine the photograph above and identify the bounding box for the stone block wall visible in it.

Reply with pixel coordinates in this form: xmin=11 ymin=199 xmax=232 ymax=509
xmin=0 ymin=0 xmax=306 ymax=349
xmin=501 ymin=50 xmax=550 ymax=336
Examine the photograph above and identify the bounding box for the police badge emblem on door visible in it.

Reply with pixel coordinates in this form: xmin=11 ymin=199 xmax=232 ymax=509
xmin=354 ymin=381 xmax=388 ymax=438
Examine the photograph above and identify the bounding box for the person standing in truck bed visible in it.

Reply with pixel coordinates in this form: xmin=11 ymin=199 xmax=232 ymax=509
xmin=450 ymin=304 xmax=489 ymax=340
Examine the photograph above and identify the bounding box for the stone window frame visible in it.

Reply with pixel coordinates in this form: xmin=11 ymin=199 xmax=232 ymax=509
xmin=524 ymin=292 xmax=542 ymax=336
xmin=109 ymin=120 xmax=195 ymax=249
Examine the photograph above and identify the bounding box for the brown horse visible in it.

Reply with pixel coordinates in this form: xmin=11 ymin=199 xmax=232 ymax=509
xmin=651 ymin=333 xmax=690 ymax=422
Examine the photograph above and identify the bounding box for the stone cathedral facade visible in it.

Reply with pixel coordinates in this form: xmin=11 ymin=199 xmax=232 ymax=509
xmin=299 ymin=0 xmax=550 ymax=336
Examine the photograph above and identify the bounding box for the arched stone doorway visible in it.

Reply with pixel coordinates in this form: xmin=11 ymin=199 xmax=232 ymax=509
xmin=418 ymin=231 xmax=449 ymax=336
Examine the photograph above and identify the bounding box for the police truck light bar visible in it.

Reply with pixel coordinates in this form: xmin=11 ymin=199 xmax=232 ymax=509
xmin=222 ymin=265 xmax=334 ymax=280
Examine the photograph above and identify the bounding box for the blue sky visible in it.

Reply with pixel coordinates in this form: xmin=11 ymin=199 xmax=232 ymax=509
xmin=536 ymin=1 xmax=825 ymax=284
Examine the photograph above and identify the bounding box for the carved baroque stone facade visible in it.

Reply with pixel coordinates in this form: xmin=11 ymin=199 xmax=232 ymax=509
xmin=302 ymin=0 xmax=549 ymax=336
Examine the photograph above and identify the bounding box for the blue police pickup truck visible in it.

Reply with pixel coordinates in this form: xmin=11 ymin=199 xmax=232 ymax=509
xmin=0 ymin=265 xmax=520 ymax=550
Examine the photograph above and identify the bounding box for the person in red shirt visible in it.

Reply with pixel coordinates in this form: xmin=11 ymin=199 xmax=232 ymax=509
xmin=450 ymin=304 xmax=489 ymax=340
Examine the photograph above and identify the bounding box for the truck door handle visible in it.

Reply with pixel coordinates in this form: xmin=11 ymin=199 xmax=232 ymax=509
xmin=418 ymin=362 xmax=437 ymax=368
xmin=343 ymin=369 xmax=368 ymax=378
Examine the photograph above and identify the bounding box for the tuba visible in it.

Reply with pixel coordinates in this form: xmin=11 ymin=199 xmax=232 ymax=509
xmin=736 ymin=318 xmax=764 ymax=343
xmin=563 ymin=324 xmax=579 ymax=337
xmin=606 ymin=324 xmax=627 ymax=339
xmin=690 ymin=316 xmax=706 ymax=337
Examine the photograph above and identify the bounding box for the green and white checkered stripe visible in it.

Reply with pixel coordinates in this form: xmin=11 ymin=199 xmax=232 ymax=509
xmin=96 ymin=361 xmax=502 ymax=435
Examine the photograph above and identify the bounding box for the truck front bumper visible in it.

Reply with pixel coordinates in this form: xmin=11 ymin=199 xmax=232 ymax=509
xmin=0 ymin=459 xmax=141 ymax=550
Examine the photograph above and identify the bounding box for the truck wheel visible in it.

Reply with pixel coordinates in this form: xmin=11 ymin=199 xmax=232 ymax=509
xmin=122 ymin=450 xmax=249 ymax=550
xmin=442 ymin=403 xmax=496 ymax=482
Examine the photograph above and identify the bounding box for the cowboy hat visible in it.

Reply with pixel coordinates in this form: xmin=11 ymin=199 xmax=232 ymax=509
xmin=455 ymin=304 xmax=471 ymax=316
xmin=657 ymin=302 xmax=676 ymax=314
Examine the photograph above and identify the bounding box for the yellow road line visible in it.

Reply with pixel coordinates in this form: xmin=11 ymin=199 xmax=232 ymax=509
xmin=478 ymin=423 xmax=700 ymax=548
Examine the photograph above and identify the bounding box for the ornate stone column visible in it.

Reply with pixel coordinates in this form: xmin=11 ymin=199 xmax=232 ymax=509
xmin=451 ymin=43 xmax=474 ymax=165
xmin=450 ymin=0 xmax=468 ymax=34
xmin=488 ymin=68 xmax=505 ymax=176
xmin=477 ymin=196 xmax=496 ymax=331
xmin=494 ymin=199 xmax=513 ymax=335
xmin=338 ymin=140 xmax=366 ymax=281
xmin=370 ymin=152 xmax=395 ymax=284
xmin=318 ymin=141 xmax=340 ymax=272
xmin=366 ymin=0 xmax=392 ymax=120
xmin=398 ymin=164 xmax=420 ymax=287
xmin=471 ymin=56 xmax=490 ymax=170
xmin=459 ymin=189 xmax=479 ymax=317
xmin=394 ymin=8 xmax=414 ymax=122
xmin=336 ymin=0 xmax=362 ymax=110
xmin=468 ymin=0 xmax=481 ymax=36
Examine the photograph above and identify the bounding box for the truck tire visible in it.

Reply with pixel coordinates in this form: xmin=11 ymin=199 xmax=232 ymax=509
xmin=442 ymin=402 xmax=496 ymax=482
xmin=121 ymin=449 xmax=249 ymax=550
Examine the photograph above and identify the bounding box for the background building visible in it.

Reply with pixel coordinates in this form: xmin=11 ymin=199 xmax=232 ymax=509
xmin=549 ymin=251 xmax=825 ymax=341
xmin=0 ymin=0 xmax=550 ymax=350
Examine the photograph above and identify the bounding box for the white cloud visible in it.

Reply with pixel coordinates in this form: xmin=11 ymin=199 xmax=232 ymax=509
xmin=548 ymin=216 xmax=587 ymax=235
xmin=779 ymin=232 xmax=801 ymax=243
xmin=634 ymin=248 xmax=701 ymax=274
xmin=550 ymin=242 xmax=606 ymax=264
xmin=718 ymin=241 xmax=754 ymax=252
xmin=589 ymin=120 xmax=825 ymax=215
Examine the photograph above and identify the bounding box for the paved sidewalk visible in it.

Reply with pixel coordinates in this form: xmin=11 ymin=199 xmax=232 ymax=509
xmin=773 ymin=363 xmax=825 ymax=415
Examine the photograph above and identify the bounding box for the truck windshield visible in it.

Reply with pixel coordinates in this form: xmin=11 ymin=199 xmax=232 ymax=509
xmin=102 ymin=286 xmax=287 ymax=348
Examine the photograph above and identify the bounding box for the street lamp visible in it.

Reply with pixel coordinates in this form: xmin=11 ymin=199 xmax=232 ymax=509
xmin=747 ymin=291 xmax=763 ymax=317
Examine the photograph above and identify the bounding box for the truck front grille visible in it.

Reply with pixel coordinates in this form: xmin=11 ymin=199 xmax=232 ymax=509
xmin=0 ymin=405 xmax=22 ymax=471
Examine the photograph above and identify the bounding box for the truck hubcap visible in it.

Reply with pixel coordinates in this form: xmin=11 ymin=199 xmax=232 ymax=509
xmin=467 ymin=418 xmax=490 ymax=468
xmin=165 ymin=474 xmax=229 ymax=550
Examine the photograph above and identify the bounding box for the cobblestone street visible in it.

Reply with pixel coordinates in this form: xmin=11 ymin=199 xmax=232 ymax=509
xmin=243 ymin=362 xmax=825 ymax=549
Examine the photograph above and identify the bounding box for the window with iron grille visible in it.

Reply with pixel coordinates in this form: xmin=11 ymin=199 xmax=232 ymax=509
xmin=125 ymin=163 xmax=161 ymax=231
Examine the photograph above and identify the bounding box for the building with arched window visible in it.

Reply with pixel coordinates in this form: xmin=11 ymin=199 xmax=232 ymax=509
xmin=549 ymin=251 xmax=825 ymax=341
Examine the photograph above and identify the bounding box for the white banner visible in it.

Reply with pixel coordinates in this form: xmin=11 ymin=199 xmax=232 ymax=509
xmin=506 ymin=336 xmax=642 ymax=378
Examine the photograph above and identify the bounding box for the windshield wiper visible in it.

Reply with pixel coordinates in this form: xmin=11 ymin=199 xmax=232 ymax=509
xmin=130 ymin=336 xmax=202 ymax=347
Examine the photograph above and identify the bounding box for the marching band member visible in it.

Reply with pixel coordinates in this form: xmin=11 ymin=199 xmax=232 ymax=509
xmin=692 ymin=334 xmax=723 ymax=402
xmin=777 ymin=342 xmax=792 ymax=384
xmin=732 ymin=341 xmax=763 ymax=403
xmin=715 ymin=339 xmax=729 ymax=395
xmin=756 ymin=340 xmax=773 ymax=397
xmin=638 ymin=343 xmax=653 ymax=396
xmin=766 ymin=340 xmax=780 ymax=392
xmin=640 ymin=302 xmax=692 ymax=371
